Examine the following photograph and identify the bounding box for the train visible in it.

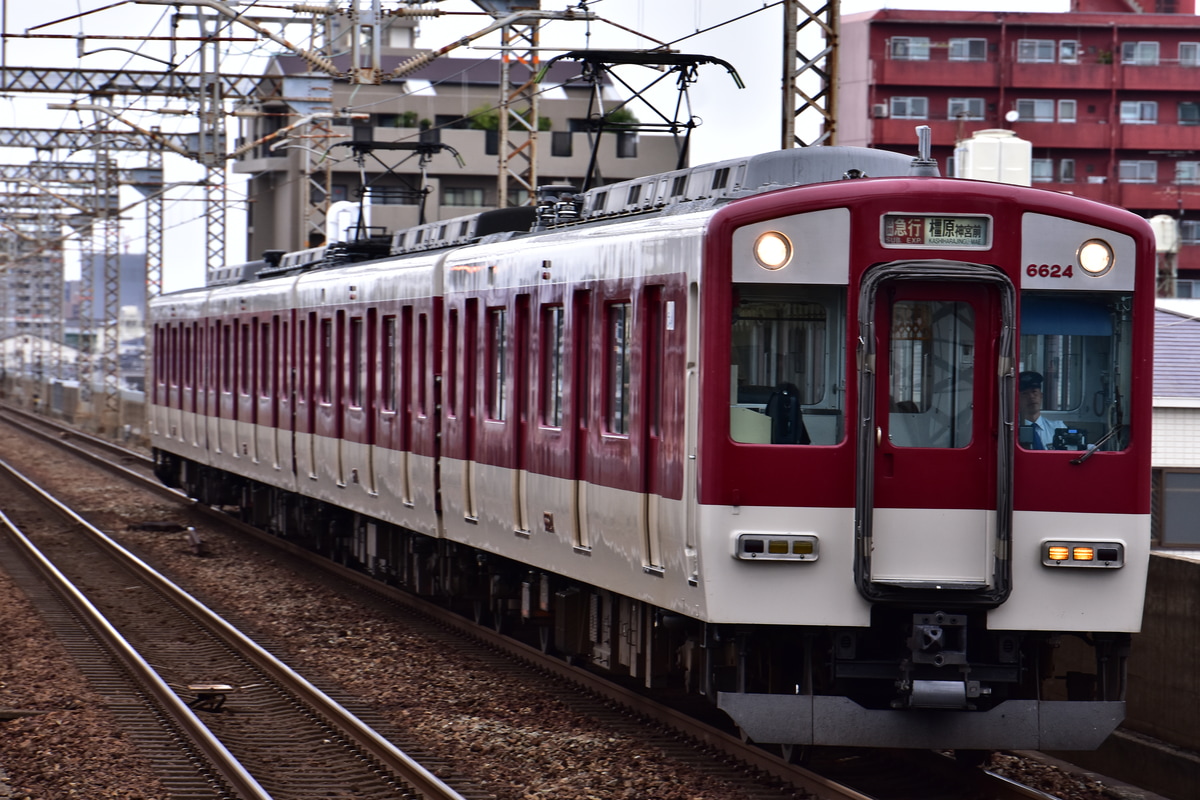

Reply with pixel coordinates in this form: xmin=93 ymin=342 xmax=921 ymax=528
xmin=149 ymin=132 xmax=1154 ymax=752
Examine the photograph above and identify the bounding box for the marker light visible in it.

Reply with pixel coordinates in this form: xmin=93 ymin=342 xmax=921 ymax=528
xmin=1042 ymin=540 xmax=1124 ymax=568
xmin=1078 ymin=238 xmax=1114 ymax=276
xmin=753 ymin=231 xmax=793 ymax=270
xmin=1047 ymin=546 xmax=1070 ymax=562
xmin=736 ymin=533 xmax=818 ymax=561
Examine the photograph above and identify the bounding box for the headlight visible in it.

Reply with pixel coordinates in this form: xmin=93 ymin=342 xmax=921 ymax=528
xmin=753 ymin=231 xmax=793 ymax=271
xmin=1077 ymin=238 xmax=1114 ymax=276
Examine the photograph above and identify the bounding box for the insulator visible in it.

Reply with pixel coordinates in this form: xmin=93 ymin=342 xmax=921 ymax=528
xmin=385 ymin=7 xmax=445 ymax=17
xmin=291 ymin=4 xmax=339 ymax=13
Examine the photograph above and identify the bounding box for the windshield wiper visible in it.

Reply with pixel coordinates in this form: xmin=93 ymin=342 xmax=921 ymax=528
xmin=1071 ymin=424 xmax=1124 ymax=465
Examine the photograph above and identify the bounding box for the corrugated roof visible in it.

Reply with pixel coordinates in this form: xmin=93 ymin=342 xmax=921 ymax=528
xmin=1156 ymin=302 xmax=1200 ymax=399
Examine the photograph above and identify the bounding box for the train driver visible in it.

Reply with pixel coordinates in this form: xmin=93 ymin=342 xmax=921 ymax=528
xmin=1018 ymin=371 xmax=1066 ymax=450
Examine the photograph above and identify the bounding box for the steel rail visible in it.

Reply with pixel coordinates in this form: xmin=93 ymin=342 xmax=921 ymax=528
xmin=0 ymin=453 xmax=467 ymax=800
xmin=0 ymin=457 xmax=270 ymax=800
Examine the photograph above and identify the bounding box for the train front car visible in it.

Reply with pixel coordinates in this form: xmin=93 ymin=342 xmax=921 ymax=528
xmin=702 ymin=170 xmax=1154 ymax=750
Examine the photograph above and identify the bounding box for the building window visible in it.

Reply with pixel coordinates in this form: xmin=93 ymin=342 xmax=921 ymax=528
xmin=1059 ymin=40 xmax=1080 ymax=64
xmin=890 ymin=37 xmax=930 ymax=60
xmin=1032 ymin=159 xmax=1054 ymax=183
xmin=1177 ymin=279 xmax=1198 ymax=297
xmin=551 ymin=131 xmax=572 ymax=157
xmin=949 ymin=38 xmax=986 ymax=61
xmin=1177 ymin=162 xmax=1200 ymax=184
xmin=1120 ymin=100 xmax=1158 ymax=124
xmin=1157 ymin=470 xmax=1200 ymax=546
xmin=444 ymin=187 xmax=485 ymax=207
xmin=1058 ymin=99 xmax=1077 ymax=123
xmin=1121 ymin=41 xmax=1160 ymax=65
xmin=1180 ymin=102 xmax=1200 ymax=126
xmin=1181 ymin=42 xmax=1200 ymax=66
xmin=1016 ymin=98 xmax=1055 ymax=122
xmin=1017 ymin=39 xmax=1056 ymax=63
xmin=616 ymin=131 xmax=638 ymax=158
xmin=1060 ymin=159 xmax=1076 ymax=183
xmin=1182 ymin=220 xmax=1200 ymax=244
xmin=890 ymin=96 xmax=928 ymax=119
xmin=1118 ymin=160 xmax=1157 ymax=183
xmin=948 ymin=97 xmax=984 ymax=120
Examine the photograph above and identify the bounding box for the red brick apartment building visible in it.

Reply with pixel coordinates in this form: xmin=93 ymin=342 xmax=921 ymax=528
xmin=839 ymin=0 xmax=1200 ymax=292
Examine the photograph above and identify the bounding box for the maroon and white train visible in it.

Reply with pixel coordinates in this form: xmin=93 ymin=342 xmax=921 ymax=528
xmin=150 ymin=140 xmax=1154 ymax=751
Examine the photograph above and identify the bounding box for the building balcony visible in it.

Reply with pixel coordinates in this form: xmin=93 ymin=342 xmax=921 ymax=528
xmin=1118 ymin=124 xmax=1200 ymax=152
xmin=1009 ymin=121 xmax=1113 ymax=150
xmin=873 ymin=58 xmax=999 ymax=88
xmin=1117 ymin=181 xmax=1197 ymax=211
xmin=1119 ymin=63 xmax=1200 ymax=91
xmin=1010 ymin=62 xmax=1111 ymax=91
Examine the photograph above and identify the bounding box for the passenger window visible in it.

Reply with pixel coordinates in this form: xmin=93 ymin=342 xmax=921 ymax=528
xmin=488 ymin=307 xmax=507 ymax=421
xmin=606 ymin=302 xmax=632 ymax=434
xmin=887 ymin=300 xmax=975 ymax=449
xmin=729 ymin=285 xmax=844 ymax=445
xmin=542 ymin=305 xmax=565 ymax=427
xmin=1018 ymin=292 xmax=1132 ymax=452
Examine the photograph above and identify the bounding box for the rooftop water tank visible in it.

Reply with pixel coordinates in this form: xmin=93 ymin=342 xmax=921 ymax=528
xmin=953 ymin=129 xmax=1032 ymax=186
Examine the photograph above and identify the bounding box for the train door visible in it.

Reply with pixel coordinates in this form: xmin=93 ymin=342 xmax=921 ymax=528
xmin=857 ymin=263 xmax=1014 ymax=603
xmin=236 ymin=319 xmax=257 ymax=462
xmin=218 ymin=320 xmax=236 ymax=456
xmin=462 ymin=299 xmax=479 ymax=520
xmin=643 ymin=287 xmax=665 ymax=571
xmin=296 ymin=313 xmax=318 ymax=479
xmin=167 ymin=325 xmax=181 ymax=444
xmin=399 ymin=306 xmax=414 ymax=505
xmin=182 ymin=324 xmax=198 ymax=447
xmin=572 ymin=290 xmax=591 ymax=549
xmin=341 ymin=313 xmax=374 ymax=493
xmin=514 ymin=295 xmax=531 ymax=535
xmin=255 ymin=317 xmax=279 ymax=469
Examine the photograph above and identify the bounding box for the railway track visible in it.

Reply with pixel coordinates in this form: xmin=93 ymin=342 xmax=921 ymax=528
xmin=0 ymin=406 xmax=1122 ymax=800
xmin=0 ymin=446 xmax=476 ymax=800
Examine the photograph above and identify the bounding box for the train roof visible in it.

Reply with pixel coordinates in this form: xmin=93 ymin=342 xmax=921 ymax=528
xmin=211 ymin=145 xmax=919 ymax=287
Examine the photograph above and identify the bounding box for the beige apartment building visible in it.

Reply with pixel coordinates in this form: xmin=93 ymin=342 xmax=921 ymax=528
xmin=233 ymin=39 xmax=682 ymax=258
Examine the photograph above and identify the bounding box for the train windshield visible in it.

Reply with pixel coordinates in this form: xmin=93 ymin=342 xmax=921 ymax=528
xmin=729 ymin=284 xmax=845 ymax=445
xmin=1017 ymin=291 xmax=1133 ymax=452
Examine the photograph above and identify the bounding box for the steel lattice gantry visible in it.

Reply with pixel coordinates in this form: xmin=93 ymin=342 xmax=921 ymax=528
xmin=783 ymin=0 xmax=839 ymax=148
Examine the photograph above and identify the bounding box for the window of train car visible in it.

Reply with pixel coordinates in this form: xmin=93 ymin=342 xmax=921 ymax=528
xmin=1017 ymin=292 xmax=1133 ymax=452
xmin=729 ymin=285 xmax=845 ymax=445
xmin=542 ymin=305 xmax=566 ymax=427
xmin=350 ymin=317 xmax=364 ymax=407
xmin=888 ymin=300 xmax=975 ymax=449
xmin=383 ymin=316 xmax=397 ymax=411
xmin=488 ymin=307 xmax=507 ymax=421
xmin=607 ymin=302 xmax=633 ymax=435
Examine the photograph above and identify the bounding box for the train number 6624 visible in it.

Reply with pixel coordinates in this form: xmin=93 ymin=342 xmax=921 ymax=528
xmin=1026 ymin=263 xmax=1074 ymax=278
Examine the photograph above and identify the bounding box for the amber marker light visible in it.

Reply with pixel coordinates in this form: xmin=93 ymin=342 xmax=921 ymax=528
xmin=1078 ymin=238 xmax=1114 ymax=276
xmin=753 ymin=231 xmax=793 ymax=270
xmin=1043 ymin=540 xmax=1124 ymax=568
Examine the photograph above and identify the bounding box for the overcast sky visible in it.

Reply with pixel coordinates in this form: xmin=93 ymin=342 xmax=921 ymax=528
xmin=0 ymin=0 xmax=1125 ymax=289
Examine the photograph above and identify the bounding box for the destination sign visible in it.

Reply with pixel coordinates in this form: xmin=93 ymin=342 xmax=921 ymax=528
xmin=881 ymin=214 xmax=991 ymax=248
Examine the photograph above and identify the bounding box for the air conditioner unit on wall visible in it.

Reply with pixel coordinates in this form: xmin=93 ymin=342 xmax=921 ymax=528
xmin=873 ymin=103 xmax=889 ymax=118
